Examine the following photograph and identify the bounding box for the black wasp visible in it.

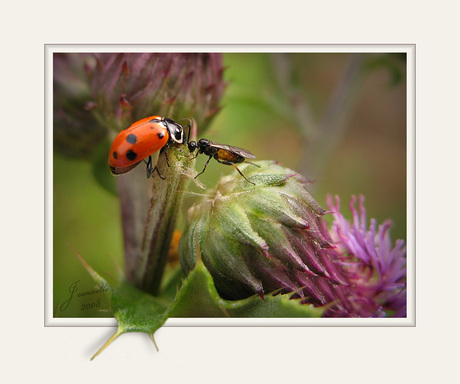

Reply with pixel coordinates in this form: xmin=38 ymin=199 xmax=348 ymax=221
xmin=188 ymin=138 xmax=259 ymax=185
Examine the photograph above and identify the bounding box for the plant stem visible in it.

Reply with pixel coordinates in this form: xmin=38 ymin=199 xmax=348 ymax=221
xmin=134 ymin=126 xmax=196 ymax=295
xmin=116 ymin=167 xmax=152 ymax=282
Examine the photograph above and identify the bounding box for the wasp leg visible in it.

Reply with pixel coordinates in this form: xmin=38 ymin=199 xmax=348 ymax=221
xmin=217 ymin=159 xmax=255 ymax=185
xmin=194 ymin=155 xmax=213 ymax=179
xmin=146 ymin=155 xmax=165 ymax=179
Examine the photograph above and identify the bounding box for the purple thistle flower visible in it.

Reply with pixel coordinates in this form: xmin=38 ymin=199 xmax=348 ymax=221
xmin=327 ymin=194 xmax=407 ymax=317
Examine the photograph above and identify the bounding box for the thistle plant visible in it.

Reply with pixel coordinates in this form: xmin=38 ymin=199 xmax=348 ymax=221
xmin=54 ymin=52 xmax=225 ymax=291
xmin=179 ymin=161 xmax=406 ymax=317
xmin=53 ymin=53 xmax=406 ymax=359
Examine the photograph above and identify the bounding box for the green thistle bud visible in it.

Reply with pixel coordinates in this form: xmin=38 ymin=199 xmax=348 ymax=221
xmin=179 ymin=160 xmax=347 ymax=301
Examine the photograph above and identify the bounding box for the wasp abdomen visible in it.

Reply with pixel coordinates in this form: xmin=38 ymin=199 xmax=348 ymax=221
xmin=215 ymin=149 xmax=245 ymax=163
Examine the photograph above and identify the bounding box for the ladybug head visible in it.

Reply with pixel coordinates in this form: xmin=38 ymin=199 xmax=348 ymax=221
xmin=164 ymin=118 xmax=185 ymax=144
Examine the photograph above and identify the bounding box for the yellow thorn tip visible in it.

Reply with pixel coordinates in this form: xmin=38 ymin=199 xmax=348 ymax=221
xmin=149 ymin=333 xmax=159 ymax=352
xmin=90 ymin=329 xmax=123 ymax=361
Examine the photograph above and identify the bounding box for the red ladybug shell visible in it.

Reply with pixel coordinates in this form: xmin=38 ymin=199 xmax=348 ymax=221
xmin=108 ymin=115 xmax=169 ymax=175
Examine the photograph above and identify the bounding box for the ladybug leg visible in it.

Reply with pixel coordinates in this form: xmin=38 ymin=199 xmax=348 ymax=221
xmin=145 ymin=156 xmax=153 ymax=178
xmin=145 ymin=155 xmax=166 ymax=179
xmin=152 ymin=166 xmax=166 ymax=180
xmin=216 ymin=159 xmax=255 ymax=185
xmin=159 ymin=146 xmax=171 ymax=167
xmin=194 ymin=155 xmax=213 ymax=179
xmin=164 ymin=150 xmax=171 ymax=167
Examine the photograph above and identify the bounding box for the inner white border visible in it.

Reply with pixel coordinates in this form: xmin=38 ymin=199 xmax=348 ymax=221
xmin=45 ymin=44 xmax=415 ymax=327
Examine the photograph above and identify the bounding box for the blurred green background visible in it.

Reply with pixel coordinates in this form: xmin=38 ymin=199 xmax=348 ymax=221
xmin=53 ymin=52 xmax=407 ymax=318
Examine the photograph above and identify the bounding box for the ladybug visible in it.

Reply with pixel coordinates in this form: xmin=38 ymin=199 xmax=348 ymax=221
xmin=187 ymin=138 xmax=259 ymax=185
xmin=108 ymin=116 xmax=186 ymax=178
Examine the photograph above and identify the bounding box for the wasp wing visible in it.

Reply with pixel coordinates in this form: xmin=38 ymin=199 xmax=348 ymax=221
xmin=209 ymin=142 xmax=256 ymax=159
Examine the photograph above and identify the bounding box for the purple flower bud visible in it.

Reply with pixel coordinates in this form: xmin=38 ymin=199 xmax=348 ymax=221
xmin=54 ymin=53 xmax=225 ymax=158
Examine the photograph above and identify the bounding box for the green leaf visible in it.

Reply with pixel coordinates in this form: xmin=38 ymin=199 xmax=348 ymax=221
xmin=75 ymin=250 xmax=323 ymax=359
xmin=73 ymin=249 xmax=169 ymax=359
xmin=159 ymin=265 xmax=186 ymax=301
xmin=169 ymin=263 xmax=324 ymax=318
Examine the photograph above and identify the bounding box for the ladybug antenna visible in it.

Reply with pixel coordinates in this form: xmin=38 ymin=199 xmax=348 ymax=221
xmin=179 ymin=118 xmax=193 ymax=144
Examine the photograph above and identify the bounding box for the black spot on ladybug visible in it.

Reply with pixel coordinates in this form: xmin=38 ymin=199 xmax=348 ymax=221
xmin=113 ymin=151 xmax=118 ymax=159
xmin=126 ymin=134 xmax=137 ymax=144
xmin=157 ymin=131 xmax=165 ymax=139
xmin=126 ymin=150 xmax=137 ymax=161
